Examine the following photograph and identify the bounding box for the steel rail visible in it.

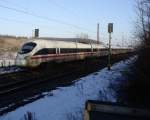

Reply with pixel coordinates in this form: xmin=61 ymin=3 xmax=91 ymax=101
xmin=0 ymin=69 xmax=81 ymax=96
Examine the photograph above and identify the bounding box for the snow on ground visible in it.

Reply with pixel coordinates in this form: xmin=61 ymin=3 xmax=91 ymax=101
xmin=0 ymin=67 xmax=21 ymax=75
xmin=0 ymin=52 xmax=20 ymax=74
xmin=0 ymin=52 xmax=17 ymax=66
xmin=0 ymin=56 xmax=136 ymax=120
xmin=0 ymin=52 xmax=17 ymax=60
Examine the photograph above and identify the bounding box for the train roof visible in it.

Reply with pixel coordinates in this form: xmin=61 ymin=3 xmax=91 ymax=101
xmin=24 ymin=38 xmax=132 ymax=49
xmin=24 ymin=38 xmax=106 ymax=49
xmin=34 ymin=37 xmax=104 ymax=44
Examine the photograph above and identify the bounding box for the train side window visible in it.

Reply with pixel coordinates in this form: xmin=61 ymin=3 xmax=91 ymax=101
xmin=34 ymin=48 xmax=56 ymax=55
xmin=58 ymin=48 xmax=92 ymax=54
xmin=60 ymin=48 xmax=77 ymax=53
xmin=48 ymin=48 xmax=56 ymax=54
xmin=34 ymin=48 xmax=49 ymax=55
xmin=78 ymin=49 xmax=91 ymax=52
xmin=93 ymin=49 xmax=97 ymax=52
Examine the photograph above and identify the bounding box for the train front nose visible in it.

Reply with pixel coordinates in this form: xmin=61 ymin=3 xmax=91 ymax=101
xmin=15 ymin=54 xmax=27 ymax=66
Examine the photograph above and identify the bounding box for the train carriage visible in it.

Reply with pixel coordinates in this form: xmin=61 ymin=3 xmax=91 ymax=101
xmin=15 ymin=38 xmax=132 ymax=67
xmin=15 ymin=39 xmax=104 ymax=67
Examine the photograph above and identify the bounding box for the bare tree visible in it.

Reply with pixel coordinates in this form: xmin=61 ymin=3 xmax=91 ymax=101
xmin=128 ymin=0 xmax=150 ymax=106
xmin=117 ymin=0 xmax=150 ymax=107
xmin=135 ymin=0 xmax=150 ymax=46
xmin=76 ymin=33 xmax=89 ymax=40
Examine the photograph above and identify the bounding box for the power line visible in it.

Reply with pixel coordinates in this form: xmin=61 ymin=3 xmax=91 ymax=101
xmin=47 ymin=0 xmax=92 ymax=32
xmin=47 ymin=0 xmax=79 ymax=18
xmin=0 ymin=4 xmax=96 ymax=33
xmin=0 ymin=16 xmax=41 ymax=26
xmin=0 ymin=0 xmax=76 ymax=24
xmin=0 ymin=4 xmax=72 ymax=26
xmin=0 ymin=16 xmax=76 ymax=35
xmin=0 ymin=0 xmax=27 ymax=11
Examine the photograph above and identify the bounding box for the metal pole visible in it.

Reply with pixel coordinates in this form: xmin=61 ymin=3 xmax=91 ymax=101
xmin=97 ymin=23 xmax=99 ymax=51
xmin=108 ymin=33 xmax=111 ymax=70
xmin=75 ymin=39 xmax=78 ymax=53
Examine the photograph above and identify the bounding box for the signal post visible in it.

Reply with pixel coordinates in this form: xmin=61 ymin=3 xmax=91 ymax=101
xmin=108 ymin=23 xmax=113 ymax=70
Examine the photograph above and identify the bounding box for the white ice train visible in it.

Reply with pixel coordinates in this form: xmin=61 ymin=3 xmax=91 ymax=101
xmin=15 ymin=38 xmax=130 ymax=67
xmin=15 ymin=38 xmax=105 ymax=67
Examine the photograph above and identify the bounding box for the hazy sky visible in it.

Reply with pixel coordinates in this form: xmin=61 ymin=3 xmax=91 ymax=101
xmin=0 ymin=0 xmax=135 ymax=45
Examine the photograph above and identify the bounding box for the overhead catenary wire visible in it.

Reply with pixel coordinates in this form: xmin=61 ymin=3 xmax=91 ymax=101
xmin=0 ymin=16 xmax=35 ymax=25
xmin=47 ymin=0 xmax=94 ymax=33
xmin=0 ymin=0 xmax=27 ymax=11
xmin=0 ymin=0 xmax=92 ymax=33
xmin=0 ymin=16 xmax=78 ymax=36
xmin=0 ymin=4 xmax=96 ymax=34
xmin=1 ymin=0 xmax=79 ymax=18
xmin=0 ymin=0 xmax=78 ymax=35
xmin=47 ymin=0 xmax=80 ymax=18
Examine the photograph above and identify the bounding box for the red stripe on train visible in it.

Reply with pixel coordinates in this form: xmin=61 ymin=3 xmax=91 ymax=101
xmin=31 ymin=52 xmax=96 ymax=59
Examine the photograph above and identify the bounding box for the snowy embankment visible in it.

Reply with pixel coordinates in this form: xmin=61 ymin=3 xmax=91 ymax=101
xmin=0 ymin=52 xmax=20 ymax=74
xmin=0 ymin=56 xmax=136 ymax=120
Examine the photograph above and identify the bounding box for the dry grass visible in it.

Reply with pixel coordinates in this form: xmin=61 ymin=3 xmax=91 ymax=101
xmin=0 ymin=36 xmax=26 ymax=52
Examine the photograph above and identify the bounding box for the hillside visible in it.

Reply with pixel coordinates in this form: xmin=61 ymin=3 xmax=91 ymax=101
xmin=0 ymin=35 xmax=27 ymax=53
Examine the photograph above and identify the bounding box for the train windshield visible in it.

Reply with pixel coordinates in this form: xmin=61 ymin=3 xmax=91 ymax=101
xmin=19 ymin=42 xmax=37 ymax=54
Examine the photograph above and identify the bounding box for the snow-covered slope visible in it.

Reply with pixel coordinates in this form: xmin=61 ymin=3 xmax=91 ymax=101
xmin=0 ymin=52 xmax=20 ymax=74
xmin=0 ymin=56 xmax=136 ymax=120
xmin=0 ymin=52 xmax=16 ymax=66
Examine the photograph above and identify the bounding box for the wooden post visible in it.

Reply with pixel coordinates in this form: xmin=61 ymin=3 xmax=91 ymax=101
xmin=84 ymin=110 xmax=90 ymax=120
xmin=84 ymin=100 xmax=150 ymax=120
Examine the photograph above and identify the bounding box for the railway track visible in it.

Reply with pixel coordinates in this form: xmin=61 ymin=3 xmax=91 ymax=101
xmin=0 ymin=66 xmax=22 ymax=75
xmin=0 ymin=69 xmax=81 ymax=96
xmin=0 ymin=67 xmax=88 ymax=115
xmin=0 ymin=53 xmax=134 ymax=115
xmin=0 ymin=68 xmax=34 ymax=82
